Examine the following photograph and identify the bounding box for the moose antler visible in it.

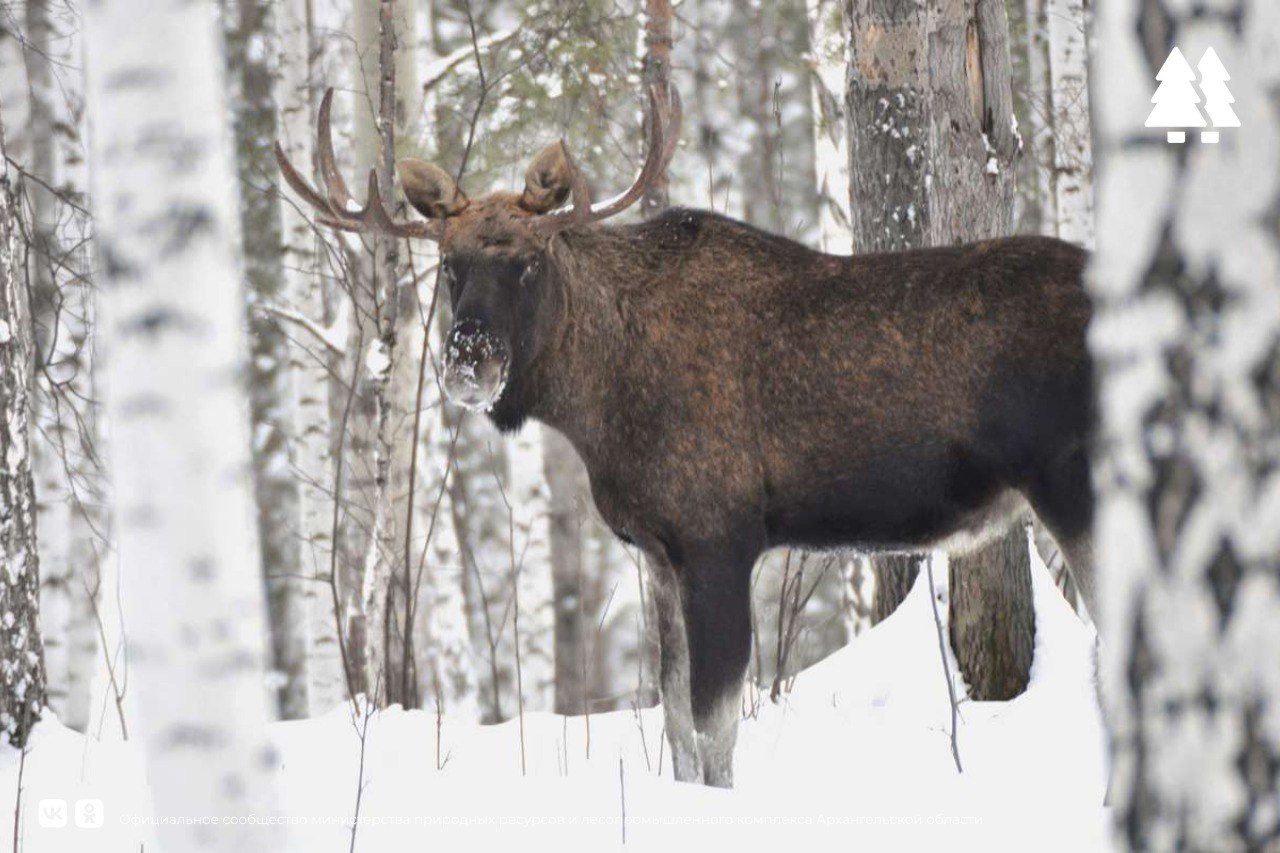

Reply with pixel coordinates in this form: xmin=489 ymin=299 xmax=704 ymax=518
xmin=276 ymin=82 xmax=683 ymax=240
xmin=536 ymin=82 xmax=683 ymax=234
xmin=274 ymin=88 xmax=442 ymax=241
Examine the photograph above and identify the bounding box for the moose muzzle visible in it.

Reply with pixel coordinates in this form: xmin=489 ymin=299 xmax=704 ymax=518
xmin=443 ymin=320 xmax=510 ymax=412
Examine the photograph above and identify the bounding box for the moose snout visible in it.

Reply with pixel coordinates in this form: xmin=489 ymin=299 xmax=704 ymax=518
xmin=443 ymin=320 xmax=510 ymax=412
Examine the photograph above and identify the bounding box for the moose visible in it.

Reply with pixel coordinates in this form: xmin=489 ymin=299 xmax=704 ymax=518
xmin=276 ymin=83 xmax=1094 ymax=788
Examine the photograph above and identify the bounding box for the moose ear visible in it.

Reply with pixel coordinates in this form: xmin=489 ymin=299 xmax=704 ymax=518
xmin=520 ymin=142 xmax=573 ymax=214
xmin=398 ymin=159 xmax=468 ymax=220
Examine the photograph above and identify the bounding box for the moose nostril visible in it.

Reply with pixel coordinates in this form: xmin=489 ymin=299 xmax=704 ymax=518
xmin=446 ymin=321 xmax=507 ymax=367
xmin=443 ymin=321 xmax=510 ymax=411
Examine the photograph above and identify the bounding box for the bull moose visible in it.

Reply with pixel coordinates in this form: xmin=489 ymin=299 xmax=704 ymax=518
xmin=276 ymin=84 xmax=1094 ymax=788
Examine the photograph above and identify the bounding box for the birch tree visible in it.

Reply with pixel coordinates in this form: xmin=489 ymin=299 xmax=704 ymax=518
xmin=1020 ymin=0 xmax=1094 ymax=245
xmin=1091 ymin=0 xmax=1280 ymax=845
xmin=223 ymin=0 xmax=309 ymax=721
xmin=82 ymin=0 xmax=278 ymax=845
xmin=545 ymin=427 xmax=588 ymax=713
xmin=508 ymin=427 xmax=553 ymax=709
xmin=844 ymin=0 xmax=1034 ymax=699
xmin=805 ymin=0 xmax=850 ymax=253
xmin=0 ymin=95 xmax=48 ymax=748
xmin=276 ymin=0 xmax=346 ymax=716
xmin=1043 ymin=0 xmax=1092 ymax=247
xmin=1018 ymin=0 xmax=1054 ymax=235
xmin=347 ymin=0 xmax=443 ymax=707
xmin=19 ymin=0 xmax=102 ymax=733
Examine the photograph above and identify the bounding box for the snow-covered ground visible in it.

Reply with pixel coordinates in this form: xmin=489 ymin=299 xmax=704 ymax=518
xmin=2 ymin=547 xmax=1110 ymax=852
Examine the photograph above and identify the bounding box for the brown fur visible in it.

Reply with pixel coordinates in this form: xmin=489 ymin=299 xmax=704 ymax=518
xmin=428 ymin=187 xmax=1093 ymax=789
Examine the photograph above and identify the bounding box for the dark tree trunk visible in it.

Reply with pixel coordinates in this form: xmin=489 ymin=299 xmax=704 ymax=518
xmin=948 ymin=526 xmax=1033 ymax=699
xmin=870 ymin=553 xmax=921 ymax=625
xmin=845 ymin=0 xmax=1034 ymax=699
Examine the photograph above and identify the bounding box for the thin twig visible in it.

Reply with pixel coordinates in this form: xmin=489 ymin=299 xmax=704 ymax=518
xmin=13 ymin=725 xmax=28 ymax=852
xmin=348 ymin=693 xmax=376 ymax=853
xmin=257 ymin=300 xmax=348 ymax=357
xmin=455 ymin=0 xmax=487 ymax=184
xmin=619 ymin=757 xmax=627 ymax=845
xmin=925 ymin=557 xmax=963 ymax=773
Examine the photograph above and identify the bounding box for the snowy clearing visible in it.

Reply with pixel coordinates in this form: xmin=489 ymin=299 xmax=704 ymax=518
xmin=3 ymin=548 xmax=1109 ymax=852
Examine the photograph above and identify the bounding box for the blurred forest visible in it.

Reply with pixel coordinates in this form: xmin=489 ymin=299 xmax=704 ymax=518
xmin=0 ymin=0 xmax=1093 ymax=734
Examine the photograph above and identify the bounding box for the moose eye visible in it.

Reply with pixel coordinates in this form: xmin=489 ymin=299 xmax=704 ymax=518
xmin=519 ymin=261 xmax=540 ymax=288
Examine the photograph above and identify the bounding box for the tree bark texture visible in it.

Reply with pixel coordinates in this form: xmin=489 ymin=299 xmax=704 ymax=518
xmin=1091 ymin=0 xmax=1280 ymax=846
xmin=845 ymin=0 xmax=1033 ymax=699
xmin=0 ymin=96 xmax=48 ymax=748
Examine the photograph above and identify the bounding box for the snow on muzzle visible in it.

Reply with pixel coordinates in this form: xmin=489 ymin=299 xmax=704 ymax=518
xmin=443 ymin=320 xmax=510 ymax=412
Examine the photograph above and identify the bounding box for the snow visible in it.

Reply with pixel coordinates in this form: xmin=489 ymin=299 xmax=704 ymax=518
xmin=364 ymin=339 xmax=391 ymax=381
xmin=3 ymin=550 xmax=1110 ymax=851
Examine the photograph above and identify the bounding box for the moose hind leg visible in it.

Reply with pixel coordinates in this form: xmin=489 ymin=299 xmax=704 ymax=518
xmin=648 ymin=557 xmax=701 ymax=783
xmin=1027 ymin=445 xmax=1098 ymax=619
xmin=684 ymin=549 xmax=753 ymax=788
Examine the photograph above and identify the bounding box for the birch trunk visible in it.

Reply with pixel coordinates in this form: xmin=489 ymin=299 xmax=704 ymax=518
xmin=806 ymin=0 xmax=851 ymax=253
xmin=82 ymin=0 xmax=279 ymax=844
xmin=1091 ymin=0 xmax=1280 ymax=845
xmin=1044 ymin=0 xmax=1092 ymax=247
xmin=223 ymin=0 xmax=309 ymax=722
xmin=845 ymin=0 xmax=1034 ymax=699
xmin=0 ymin=98 xmax=48 ymax=748
xmin=1021 ymin=0 xmax=1056 ymax=236
xmin=508 ymin=424 xmax=553 ymax=709
xmin=22 ymin=0 xmax=71 ymax=730
xmin=12 ymin=0 xmax=103 ymax=736
xmin=545 ymin=427 xmax=588 ymax=714
xmin=277 ymin=0 xmax=347 ymax=716
xmin=350 ymin=0 xmax=428 ymax=707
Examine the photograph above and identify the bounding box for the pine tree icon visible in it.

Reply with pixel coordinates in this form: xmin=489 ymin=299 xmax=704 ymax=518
xmin=1197 ymin=47 xmax=1240 ymax=144
xmin=1145 ymin=46 xmax=1205 ymax=143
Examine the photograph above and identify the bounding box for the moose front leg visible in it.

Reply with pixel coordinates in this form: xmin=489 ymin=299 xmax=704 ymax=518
xmin=683 ymin=545 xmax=753 ymax=788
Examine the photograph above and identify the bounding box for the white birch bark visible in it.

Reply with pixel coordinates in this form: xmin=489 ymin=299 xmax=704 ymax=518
xmin=509 ymin=423 xmax=553 ymax=708
xmin=17 ymin=0 xmax=103 ymax=735
xmin=0 ymin=95 xmax=48 ymax=748
xmin=1022 ymin=0 xmax=1057 ymax=236
xmin=544 ymin=426 xmax=587 ymax=714
xmin=23 ymin=0 xmax=73 ymax=730
xmin=1092 ymin=0 xmax=1280 ymax=845
xmin=223 ymin=0 xmax=309 ymax=722
xmin=0 ymin=16 xmax=29 ymax=169
xmin=348 ymin=0 xmax=432 ymax=706
xmin=806 ymin=0 xmax=851 ymax=253
xmin=1045 ymin=0 xmax=1093 ymax=247
xmin=277 ymin=0 xmax=346 ymax=717
xmin=82 ymin=0 xmax=278 ymax=845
